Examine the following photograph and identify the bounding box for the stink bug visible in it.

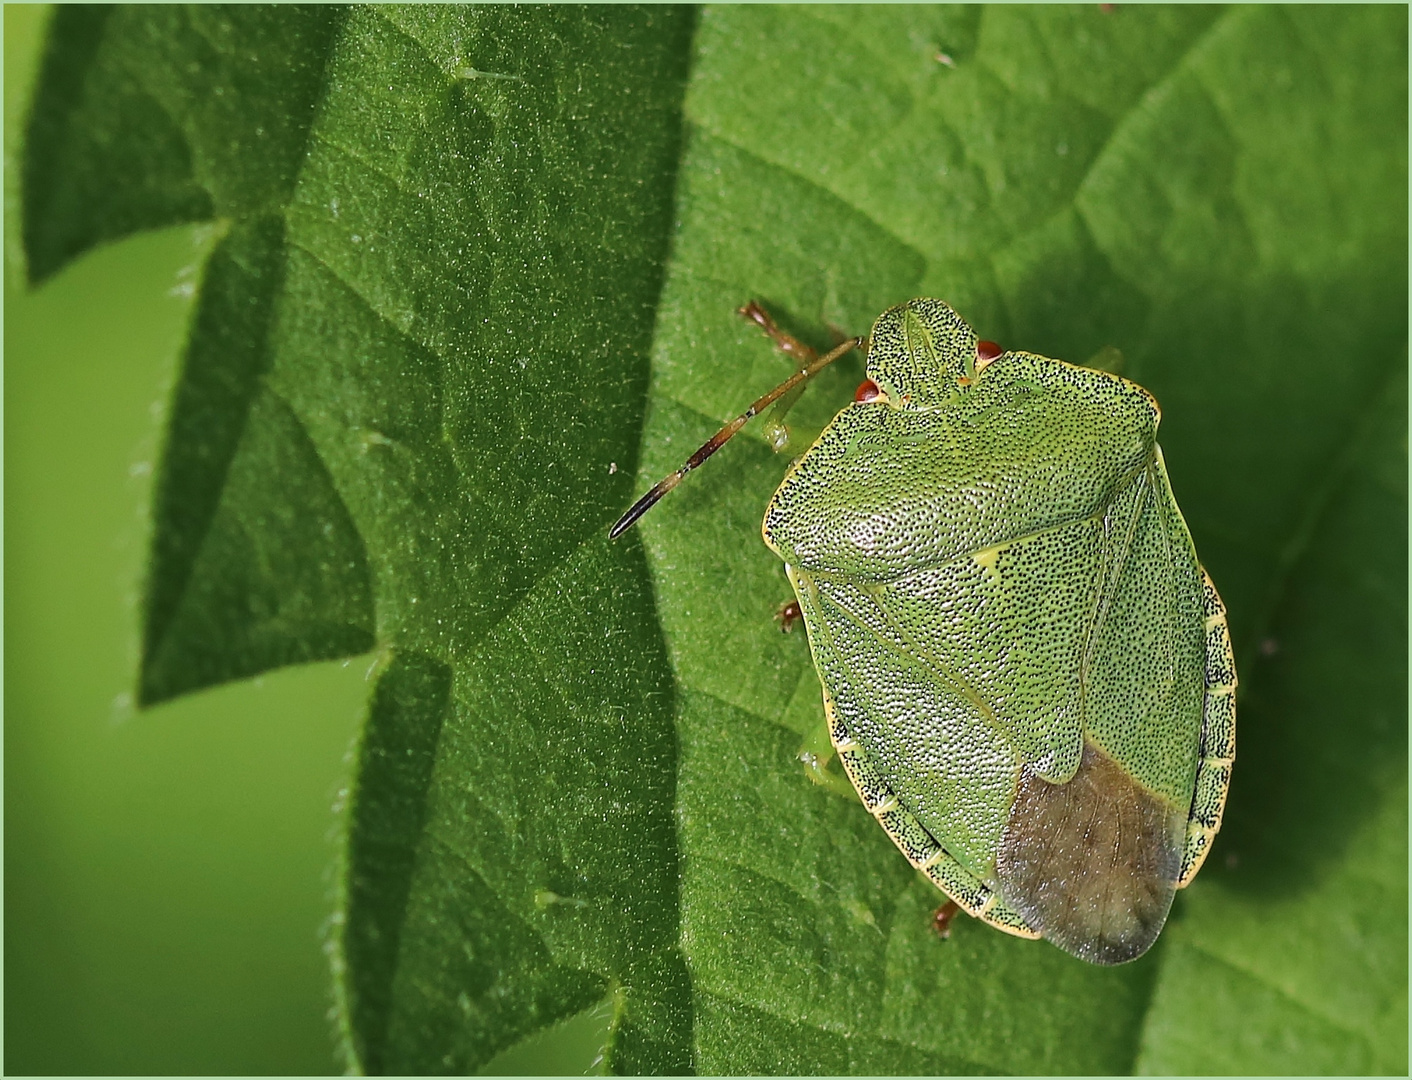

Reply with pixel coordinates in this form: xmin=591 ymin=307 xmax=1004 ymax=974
xmin=613 ymin=298 xmax=1235 ymax=965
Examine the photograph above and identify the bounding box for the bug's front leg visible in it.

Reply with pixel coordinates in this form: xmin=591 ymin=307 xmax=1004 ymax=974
xmin=738 ymin=300 xmax=817 ymax=365
xmin=738 ymin=301 xmax=819 ymax=452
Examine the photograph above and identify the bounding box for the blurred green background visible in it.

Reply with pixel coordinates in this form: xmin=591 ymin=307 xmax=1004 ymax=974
xmin=5 ymin=7 xmax=370 ymax=1072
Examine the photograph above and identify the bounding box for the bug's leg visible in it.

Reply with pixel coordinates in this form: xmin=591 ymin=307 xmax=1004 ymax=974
xmin=775 ymin=599 xmax=803 ymax=633
xmin=827 ymin=704 xmax=1040 ymax=940
xmin=796 ymin=710 xmax=858 ymax=799
xmin=913 ymin=824 xmax=1037 ymax=939
xmin=738 ymin=301 xmax=817 ymax=451
xmin=1179 ymin=568 xmax=1237 ymax=886
xmin=739 ymin=300 xmax=817 ymax=365
xmin=931 ymin=900 xmax=962 ymax=939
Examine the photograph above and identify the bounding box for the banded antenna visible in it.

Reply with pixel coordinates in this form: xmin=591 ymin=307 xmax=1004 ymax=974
xmin=610 ymin=327 xmax=863 ymax=539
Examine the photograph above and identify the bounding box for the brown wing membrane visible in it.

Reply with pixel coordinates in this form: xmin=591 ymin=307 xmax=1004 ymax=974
xmin=994 ymin=741 xmax=1185 ymax=965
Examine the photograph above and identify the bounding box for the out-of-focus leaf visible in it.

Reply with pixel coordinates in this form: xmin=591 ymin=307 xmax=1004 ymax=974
xmin=23 ymin=5 xmax=372 ymax=704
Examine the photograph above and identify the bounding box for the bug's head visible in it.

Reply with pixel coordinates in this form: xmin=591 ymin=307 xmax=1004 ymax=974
xmin=863 ymin=298 xmax=997 ymax=408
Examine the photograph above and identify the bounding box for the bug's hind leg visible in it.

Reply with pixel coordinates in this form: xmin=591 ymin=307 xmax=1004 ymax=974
xmin=931 ymin=900 xmax=961 ymax=938
xmin=1179 ymin=568 xmax=1237 ymax=886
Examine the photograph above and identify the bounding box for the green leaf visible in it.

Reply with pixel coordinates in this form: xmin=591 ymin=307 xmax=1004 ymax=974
xmin=21 ymin=4 xmax=1405 ymax=1074
xmin=24 ymin=4 xmax=694 ymax=1073
xmin=23 ymin=5 xmax=344 ymax=283
xmin=140 ymin=213 xmax=376 ymax=702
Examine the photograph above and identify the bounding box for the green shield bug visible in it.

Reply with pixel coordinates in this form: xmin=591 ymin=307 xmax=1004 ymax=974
xmin=613 ymin=298 xmax=1235 ymax=965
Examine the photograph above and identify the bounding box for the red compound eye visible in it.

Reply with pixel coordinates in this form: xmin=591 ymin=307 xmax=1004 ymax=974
xmin=854 ymin=379 xmax=883 ymax=403
xmin=976 ymin=340 xmax=1003 ymax=363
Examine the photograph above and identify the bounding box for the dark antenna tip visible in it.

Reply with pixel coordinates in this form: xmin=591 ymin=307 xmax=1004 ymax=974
xmin=609 ymin=496 xmax=651 ymax=540
xmin=609 ymin=475 xmax=678 ymax=539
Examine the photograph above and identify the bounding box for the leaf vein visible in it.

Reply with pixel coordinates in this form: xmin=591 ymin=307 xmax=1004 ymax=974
xmin=1184 ymin=939 xmax=1379 ymax=1054
xmin=694 ymin=128 xmax=930 ymax=271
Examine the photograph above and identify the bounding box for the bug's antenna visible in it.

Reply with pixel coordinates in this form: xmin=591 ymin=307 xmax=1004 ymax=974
xmin=610 ymin=333 xmax=864 ymax=539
